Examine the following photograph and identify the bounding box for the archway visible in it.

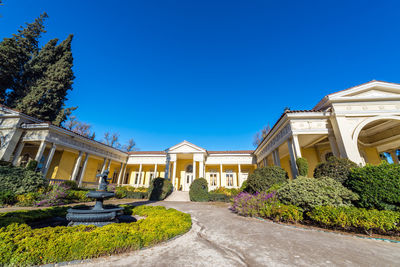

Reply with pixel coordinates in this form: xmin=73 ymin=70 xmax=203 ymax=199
xmin=353 ymin=117 xmax=400 ymax=165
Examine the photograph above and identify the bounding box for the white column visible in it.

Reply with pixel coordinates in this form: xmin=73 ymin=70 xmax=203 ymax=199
xmin=273 ymin=149 xmax=281 ymax=167
xmin=12 ymin=141 xmax=25 ymax=166
xmin=219 ymin=164 xmax=223 ymax=187
xmin=199 ymin=160 xmax=204 ymax=178
xmin=35 ymin=140 xmax=46 ymax=162
xmin=71 ymin=151 xmax=83 ymax=181
xmin=287 ymin=138 xmax=298 ymax=178
xmin=42 ymin=143 xmax=57 ymax=177
xmin=328 ymin=134 xmax=340 ymax=157
xmin=292 ymin=135 xmax=302 ymax=158
xmin=78 ymin=153 xmax=90 ymax=187
xmin=117 ymin=162 xmax=124 ymax=185
xmin=106 ymin=159 xmax=111 ymax=171
xmin=137 ymin=163 xmax=142 ymax=187
xmin=154 ymin=163 xmax=158 ymax=178
xmin=390 ymin=150 xmax=399 ymax=164
xmin=100 ymin=158 xmax=107 ymax=173
xmin=238 ymin=164 xmax=242 ymax=186
xmin=121 ymin=164 xmax=127 ymax=184
xmin=193 ymin=160 xmax=197 ymax=180
xmin=172 ymin=161 xmax=177 ymax=189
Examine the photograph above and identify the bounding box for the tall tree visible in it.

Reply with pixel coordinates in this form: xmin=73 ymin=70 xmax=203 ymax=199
xmin=63 ymin=115 xmax=95 ymax=139
xmin=103 ymin=132 xmax=120 ymax=148
xmin=253 ymin=125 xmax=271 ymax=147
xmin=123 ymin=138 xmax=137 ymax=152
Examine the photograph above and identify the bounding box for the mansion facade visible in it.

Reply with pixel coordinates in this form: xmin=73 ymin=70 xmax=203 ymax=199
xmin=0 ymin=80 xmax=399 ymax=190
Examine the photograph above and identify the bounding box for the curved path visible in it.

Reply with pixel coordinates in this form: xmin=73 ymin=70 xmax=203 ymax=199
xmin=74 ymin=201 xmax=400 ymax=267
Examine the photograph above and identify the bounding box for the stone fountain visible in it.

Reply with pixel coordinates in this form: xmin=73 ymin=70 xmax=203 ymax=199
xmin=66 ymin=170 xmax=124 ymax=226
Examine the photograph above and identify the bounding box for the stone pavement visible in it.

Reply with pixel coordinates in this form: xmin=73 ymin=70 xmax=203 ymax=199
xmin=164 ymin=191 xmax=190 ymax=201
xmin=71 ymin=201 xmax=400 ymax=267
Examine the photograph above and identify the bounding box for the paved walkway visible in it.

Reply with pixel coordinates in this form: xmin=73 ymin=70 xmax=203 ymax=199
xmin=72 ymin=201 xmax=400 ymax=267
xmin=164 ymin=191 xmax=190 ymax=201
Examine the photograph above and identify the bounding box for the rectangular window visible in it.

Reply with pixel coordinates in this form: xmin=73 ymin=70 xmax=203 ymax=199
xmin=210 ymin=173 xmax=217 ymax=186
xmin=226 ymin=173 xmax=233 ymax=187
xmin=134 ymin=173 xmax=140 ymax=184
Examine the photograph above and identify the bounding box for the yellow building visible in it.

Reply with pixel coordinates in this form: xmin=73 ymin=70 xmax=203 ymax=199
xmin=0 ymin=80 xmax=399 ymax=189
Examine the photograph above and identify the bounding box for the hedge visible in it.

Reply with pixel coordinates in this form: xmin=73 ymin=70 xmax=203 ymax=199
xmin=346 ymin=162 xmax=400 ymax=211
xmin=0 ymin=165 xmax=48 ymax=194
xmin=296 ymin=157 xmax=309 ymax=176
xmin=308 ymin=206 xmax=400 ymax=234
xmin=0 ymin=205 xmax=191 ymax=266
xmin=189 ymin=178 xmax=209 ymax=202
xmin=208 ymin=192 xmax=230 ymax=202
xmin=313 ymin=156 xmax=358 ymax=184
xmin=147 ymin=178 xmax=173 ymax=201
xmin=246 ymin=166 xmax=288 ymax=193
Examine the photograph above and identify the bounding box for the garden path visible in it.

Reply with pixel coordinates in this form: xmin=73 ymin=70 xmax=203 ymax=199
xmin=71 ymin=201 xmax=400 ymax=267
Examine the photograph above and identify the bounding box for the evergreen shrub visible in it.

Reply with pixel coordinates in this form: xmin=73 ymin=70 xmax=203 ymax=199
xmin=0 ymin=190 xmax=16 ymax=206
xmin=296 ymin=157 xmax=309 ymax=176
xmin=308 ymin=206 xmax=400 ymax=234
xmin=147 ymin=178 xmax=173 ymax=201
xmin=25 ymin=160 xmax=38 ymax=172
xmin=346 ymin=162 xmax=400 ymax=211
xmin=313 ymin=156 xmax=358 ymax=184
xmin=60 ymin=180 xmax=78 ymax=190
xmin=0 ymin=206 xmax=191 ymax=266
xmin=0 ymin=165 xmax=48 ymax=194
xmin=246 ymin=166 xmax=288 ymax=193
xmin=189 ymin=178 xmax=209 ymax=202
xmin=208 ymin=192 xmax=230 ymax=202
xmin=277 ymin=176 xmax=358 ymax=211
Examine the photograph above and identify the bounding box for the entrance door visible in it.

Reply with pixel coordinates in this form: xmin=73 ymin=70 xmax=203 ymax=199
xmin=183 ymin=164 xmax=193 ymax=191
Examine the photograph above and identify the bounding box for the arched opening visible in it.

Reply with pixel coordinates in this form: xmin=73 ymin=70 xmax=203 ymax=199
xmin=356 ymin=118 xmax=400 ymax=165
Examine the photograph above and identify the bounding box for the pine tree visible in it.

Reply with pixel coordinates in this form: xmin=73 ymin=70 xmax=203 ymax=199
xmin=15 ymin=35 xmax=75 ymax=123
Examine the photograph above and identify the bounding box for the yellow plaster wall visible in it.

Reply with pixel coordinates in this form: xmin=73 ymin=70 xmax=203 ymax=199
xmin=363 ymin=147 xmax=382 ymax=165
xmin=280 ymin=155 xmax=292 ymax=179
xmin=49 ymin=151 xmax=78 ymax=180
xmin=301 ymin=147 xmax=320 ymax=177
xmin=45 ymin=150 xmax=63 ymax=179
xmin=83 ymin=157 xmax=103 ymax=183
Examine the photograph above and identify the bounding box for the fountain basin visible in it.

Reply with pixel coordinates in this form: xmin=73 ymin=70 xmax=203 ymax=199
xmin=67 ymin=204 xmax=124 ymax=226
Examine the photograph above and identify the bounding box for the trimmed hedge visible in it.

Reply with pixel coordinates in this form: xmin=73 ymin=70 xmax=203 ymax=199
xmin=208 ymin=192 xmax=230 ymax=202
xmin=147 ymin=178 xmax=173 ymax=201
xmin=246 ymin=166 xmax=288 ymax=193
xmin=313 ymin=156 xmax=358 ymax=184
xmin=277 ymin=176 xmax=358 ymax=211
xmin=116 ymin=186 xmax=148 ymax=199
xmin=189 ymin=178 xmax=209 ymax=202
xmin=296 ymin=157 xmax=309 ymax=176
xmin=308 ymin=206 xmax=400 ymax=234
xmin=0 ymin=205 xmax=191 ymax=266
xmin=346 ymin=162 xmax=400 ymax=211
xmin=0 ymin=165 xmax=48 ymax=194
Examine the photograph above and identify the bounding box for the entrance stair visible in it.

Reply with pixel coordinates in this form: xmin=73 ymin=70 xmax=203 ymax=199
xmin=164 ymin=191 xmax=190 ymax=202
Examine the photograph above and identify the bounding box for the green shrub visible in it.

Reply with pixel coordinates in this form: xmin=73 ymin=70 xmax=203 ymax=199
xmin=313 ymin=156 xmax=358 ymax=184
xmin=60 ymin=180 xmax=78 ymax=190
xmin=210 ymin=187 xmax=240 ymax=197
xmin=0 ymin=165 xmax=48 ymax=194
xmin=259 ymin=202 xmax=303 ymax=223
xmin=346 ymin=162 xmax=400 ymax=211
xmin=277 ymin=176 xmax=358 ymax=211
xmin=265 ymin=183 xmax=284 ymax=194
xmin=115 ymin=186 xmax=149 ymax=199
xmin=189 ymin=178 xmax=209 ymax=202
xmin=147 ymin=178 xmax=173 ymax=201
xmin=0 ymin=205 xmax=191 ymax=265
xmin=67 ymin=190 xmax=90 ymax=202
xmin=308 ymin=206 xmax=400 ymax=234
xmin=240 ymin=180 xmax=248 ymax=192
xmin=208 ymin=192 xmax=230 ymax=202
xmin=25 ymin=160 xmax=38 ymax=172
xmin=0 ymin=191 xmax=16 ymax=206
xmin=246 ymin=166 xmax=288 ymax=193
xmin=296 ymin=157 xmax=309 ymax=176
xmin=15 ymin=192 xmax=41 ymax=206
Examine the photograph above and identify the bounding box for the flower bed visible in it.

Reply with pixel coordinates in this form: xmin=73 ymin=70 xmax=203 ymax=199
xmin=0 ymin=205 xmax=191 ymax=266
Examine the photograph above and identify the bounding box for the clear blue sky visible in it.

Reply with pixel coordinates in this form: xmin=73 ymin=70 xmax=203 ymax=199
xmin=1 ymin=1 xmax=400 ymax=151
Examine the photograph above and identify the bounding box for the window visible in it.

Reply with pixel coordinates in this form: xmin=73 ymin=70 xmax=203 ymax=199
xmin=149 ymin=173 xmax=154 ymax=181
xmin=226 ymin=173 xmax=233 ymax=187
xmin=134 ymin=173 xmax=140 ymax=184
xmin=210 ymin=173 xmax=217 ymax=186
xmin=186 ymin=165 xmax=193 ymax=173
xmin=111 ymin=171 xmax=118 ymax=184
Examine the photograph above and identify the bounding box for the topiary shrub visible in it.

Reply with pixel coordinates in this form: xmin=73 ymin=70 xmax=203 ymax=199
xmin=296 ymin=157 xmax=309 ymax=176
xmin=346 ymin=162 xmax=400 ymax=211
xmin=147 ymin=178 xmax=173 ymax=201
xmin=189 ymin=178 xmax=209 ymax=202
xmin=25 ymin=160 xmax=38 ymax=172
xmin=246 ymin=166 xmax=288 ymax=193
xmin=277 ymin=176 xmax=358 ymax=211
xmin=313 ymin=156 xmax=358 ymax=184
xmin=0 ymin=165 xmax=48 ymax=194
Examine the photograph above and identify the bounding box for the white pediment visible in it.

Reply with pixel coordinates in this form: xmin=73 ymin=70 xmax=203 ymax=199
xmin=330 ymin=81 xmax=400 ymax=99
xmin=167 ymin=141 xmax=206 ymax=154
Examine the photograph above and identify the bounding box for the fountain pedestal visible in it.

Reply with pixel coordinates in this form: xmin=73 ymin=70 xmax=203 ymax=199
xmin=66 ymin=171 xmax=123 ymax=226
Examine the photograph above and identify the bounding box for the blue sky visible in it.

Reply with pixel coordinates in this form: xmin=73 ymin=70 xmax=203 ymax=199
xmin=1 ymin=1 xmax=400 ymax=151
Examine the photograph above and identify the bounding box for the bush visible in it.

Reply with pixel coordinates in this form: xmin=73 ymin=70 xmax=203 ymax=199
xmin=240 ymin=180 xmax=248 ymax=192
xmin=115 ymin=186 xmax=149 ymax=199
xmin=296 ymin=157 xmax=309 ymax=176
xmin=0 ymin=205 xmax=192 ymax=266
xmin=346 ymin=162 xmax=400 ymax=211
xmin=147 ymin=178 xmax=173 ymax=201
xmin=189 ymin=178 xmax=209 ymax=202
xmin=313 ymin=156 xmax=358 ymax=184
xmin=67 ymin=190 xmax=90 ymax=202
xmin=210 ymin=187 xmax=240 ymax=197
xmin=0 ymin=191 xmax=16 ymax=206
xmin=231 ymin=192 xmax=303 ymax=223
xmin=60 ymin=180 xmax=78 ymax=190
xmin=35 ymin=184 xmax=69 ymax=207
xmin=208 ymin=192 xmax=230 ymax=202
xmin=15 ymin=192 xmax=41 ymax=206
xmin=277 ymin=176 xmax=358 ymax=211
xmin=246 ymin=166 xmax=288 ymax=193
xmin=0 ymin=165 xmax=48 ymax=194
xmin=25 ymin=160 xmax=38 ymax=172
xmin=308 ymin=206 xmax=400 ymax=235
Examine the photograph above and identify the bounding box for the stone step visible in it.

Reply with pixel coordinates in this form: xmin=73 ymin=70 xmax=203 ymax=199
xmin=164 ymin=191 xmax=190 ymax=202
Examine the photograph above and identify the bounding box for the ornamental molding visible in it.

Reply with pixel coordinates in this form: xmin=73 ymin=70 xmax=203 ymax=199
xmin=258 ymin=124 xmax=291 ymax=161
